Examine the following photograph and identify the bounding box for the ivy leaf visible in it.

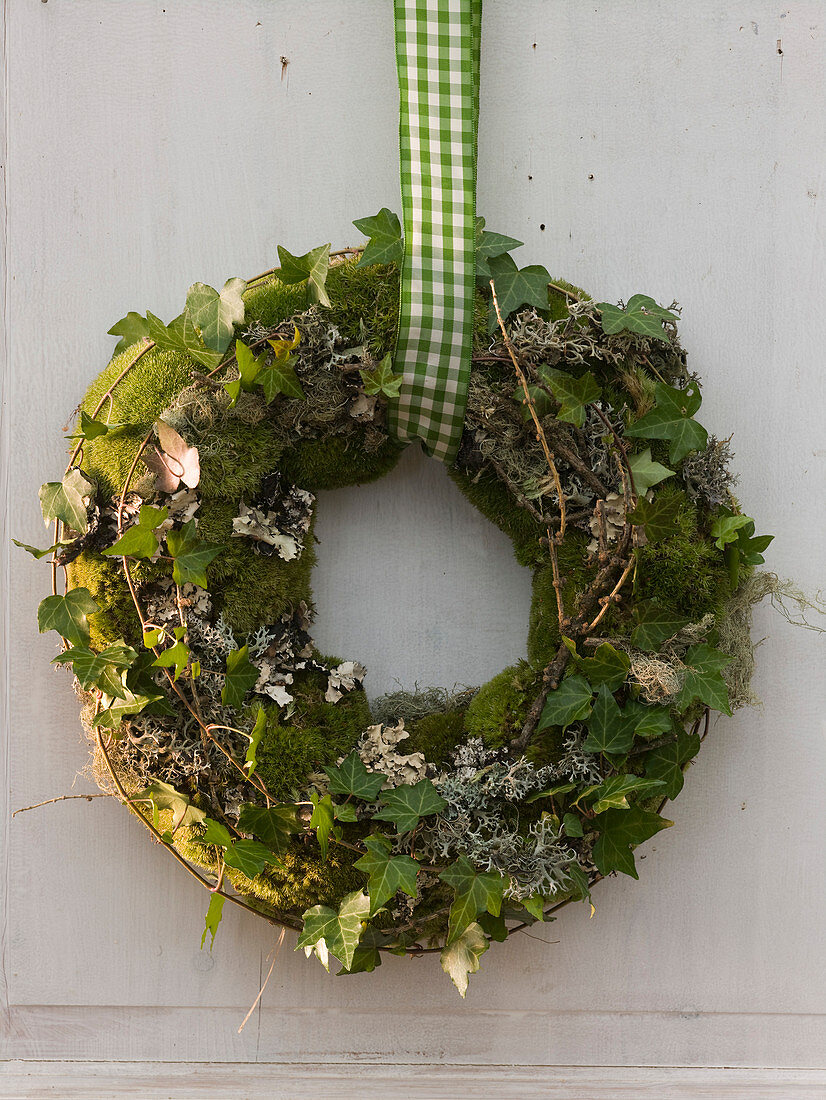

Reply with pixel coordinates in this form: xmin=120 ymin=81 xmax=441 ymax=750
xmin=592 ymin=806 xmax=673 ymax=879
xmin=676 ymin=643 xmax=733 ymax=715
xmin=625 ymin=381 xmax=708 ymax=464
xmin=277 ymin=243 xmax=332 ymax=307
xmin=562 ymin=812 xmax=584 ymax=837
xmin=297 ymin=889 xmax=370 ymax=972
xmin=146 ymin=310 xmax=224 ymax=370
xmin=152 ymin=633 xmax=190 ymax=682
xmin=582 ymin=684 xmax=636 ymax=755
xmin=539 ymin=368 xmax=601 ymax=428
xmin=627 ymin=448 xmax=674 ymax=497
xmin=568 ymin=640 xmax=631 ymax=691
xmin=107 ymin=311 xmax=150 ymax=355
xmin=373 ymin=778 xmax=447 ymax=835
xmin=513 ymin=382 xmax=555 ymax=424
xmin=223 ymin=839 xmax=281 ymax=878
xmin=520 ymin=894 xmax=547 ymax=920
xmin=38 ymin=588 xmax=99 ymax=647
xmin=101 ymin=504 xmax=169 ymax=560
xmin=72 ymin=410 xmax=120 ymax=440
xmin=440 ymin=920 xmax=488 ymax=998
xmin=354 ymin=834 xmax=419 ymax=916
xmin=145 ymin=420 xmax=201 ymax=493
xmin=478 ymin=912 xmax=508 ymax=942
xmin=309 ymin=792 xmax=335 ymax=861
xmin=627 ymin=493 xmax=681 ymax=543
xmin=166 ymin=519 xmax=223 ymax=588
xmin=359 ymin=353 xmax=403 ymax=399
xmin=53 ymin=640 xmax=137 ymax=697
xmin=353 ymin=208 xmax=403 ymax=267
xmin=13 ymin=538 xmax=66 ymax=560
xmin=738 ymin=530 xmax=773 ymax=565
xmin=475 ymin=216 xmax=523 ymax=281
xmin=145 ymin=309 xmax=181 ymax=350
xmin=645 ymin=725 xmax=702 ymax=799
xmin=439 ymin=855 xmax=506 ymax=944
xmin=596 ymin=294 xmax=677 ymax=341
xmin=324 ymin=750 xmax=385 ymax=802
xmin=258 ymin=357 xmax=305 ymax=402
xmin=134 ymin=779 xmax=206 ymax=832
xmin=245 ymin=708 xmax=267 ymax=777
xmin=201 ymin=893 xmax=225 ymax=951
xmin=237 ymin=802 xmax=300 ymax=854
xmin=537 ymin=675 xmax=593 ymax=731
xmin=632 ymin=706 xmax=674 ymax=740
xmin=334 ymin=801 xmax=358 ymax=822
xmin=221 ymin=646 xmax=259 ymax=709
xmin=200 ymin=818 xmax=233 ymax=850
xmin=186 ymin=278 xmax=246 ymax=353
xmin=578 ymin=775 xmax=666 ymax=814
xmin=525 ymin=782 xmax=577 ymax=804
xmin=631 ymin=602 xmax=690 ymax=652
xmin=487 ymin=253 xmax=551 ymax=330
xmin=226 ymin=340 xmax=268 ymax=406
xmin=710 ymin=509 xmax=753 ymax=550
xmin=39 ymin=469 xmax=95 ymax=534
xmin=566 ymin=863 xmax=593 ymax=904
xmin=337 ymin=926 xmax=385 ymax=976
xmin=92 ymin=679 xmax=159 ymax=731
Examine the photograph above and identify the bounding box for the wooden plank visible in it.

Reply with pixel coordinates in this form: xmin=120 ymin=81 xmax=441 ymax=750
xmin=1 ymin=0 xmax=12 ymax=1034
xmin=3 ymin=1006 xmax=826 ymax=1069
xmin=2 ymin=1062 xmax=826 ymax=1100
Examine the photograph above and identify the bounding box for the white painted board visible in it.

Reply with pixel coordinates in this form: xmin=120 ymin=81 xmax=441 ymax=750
xmin=2 ymin=0 xmax=825 ymax=1087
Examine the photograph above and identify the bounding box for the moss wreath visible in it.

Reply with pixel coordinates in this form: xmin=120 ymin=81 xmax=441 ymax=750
xmin=28 ymin=237 xmax=781 ymax=996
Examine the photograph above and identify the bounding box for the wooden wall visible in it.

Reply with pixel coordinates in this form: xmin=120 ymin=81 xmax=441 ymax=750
xmin=2 ymin=2 xmax=825 ymax=1095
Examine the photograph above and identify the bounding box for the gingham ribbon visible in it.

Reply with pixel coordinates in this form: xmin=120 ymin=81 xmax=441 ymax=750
xmin=390 ymin=0 xmax=482 ymax=463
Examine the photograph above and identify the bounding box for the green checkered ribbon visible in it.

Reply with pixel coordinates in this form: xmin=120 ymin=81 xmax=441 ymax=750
xmin=390 ymin=0 xmax=482 ymax=463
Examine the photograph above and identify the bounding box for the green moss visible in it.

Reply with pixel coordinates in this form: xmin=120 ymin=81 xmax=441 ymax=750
xmin=524 ymin=725 xmax=566 ymax=768
xmin=448 ymin=467 xmax=545 ymax=568
xmin=278 ymin=433 xmax=404 ymax=491
xmin=65 ymin=552 xmax=141 ymax=650
xmin=405 ymin=709 xmax=467 ymax=765
xmin=246 ymin=842 xmax=366 ymax=914
xmin=527 ymin=531 xmax=593 ymax=667
xmin=197 ymin=420 xmax=284 ymax=501
xmin=196 ymin=499 xmax=316 ymax=635
xmin=178 ymin=828 xmax=365 ymax=917
xmin=635 ymin=487 xmax=732 ymax=620
xmin=242 ymin=275 xmax=307 ymax=330
xmin=254 ymin=678 xmax=371 ymax=802
xmin=78 ymin=347 xmax=197 ymax=497
xmin=81 ymin=345 xmax=195 ymax=427
xmin=464 ymin=663 xmax=537 ymax=746
xmin=547 ymin=278 xmax=590 ymax=319
xmin=322 ymin=261 xmax=401 ymax=358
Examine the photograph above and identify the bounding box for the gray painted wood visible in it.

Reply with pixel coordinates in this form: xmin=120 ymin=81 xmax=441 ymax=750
xmin=2 ymin=0 xmax=825 ymax=1086
xmin=3 ymin=1062 xmax=826 ymax=1100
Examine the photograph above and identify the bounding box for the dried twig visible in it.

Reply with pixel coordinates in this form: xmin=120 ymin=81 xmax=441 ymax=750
xmin=490 ymin=278 xmax=568 ymax=540
xmin=12 ymin=793 xmax=112 ymax=817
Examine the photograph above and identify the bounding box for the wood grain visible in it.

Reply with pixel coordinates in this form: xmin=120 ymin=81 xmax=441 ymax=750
xmin=3 ymin=1063 xmax=826 ymax=1100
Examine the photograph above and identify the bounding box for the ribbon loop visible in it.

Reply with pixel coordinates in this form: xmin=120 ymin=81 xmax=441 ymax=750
xmin=391 ymin=0 xmax=482 ymax=464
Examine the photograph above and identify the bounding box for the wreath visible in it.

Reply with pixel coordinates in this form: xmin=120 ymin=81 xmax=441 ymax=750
xmin=24 ymin=231 xmax=779 ymax=996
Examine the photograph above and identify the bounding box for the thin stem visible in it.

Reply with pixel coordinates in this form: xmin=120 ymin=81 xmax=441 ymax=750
xmin=584 ymin=554 xmax=635 ymax=635
xmin=490 ymin=277 xmax=568 ymax=539
xmin=12 ymin=793 xmax=112 ymax=817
